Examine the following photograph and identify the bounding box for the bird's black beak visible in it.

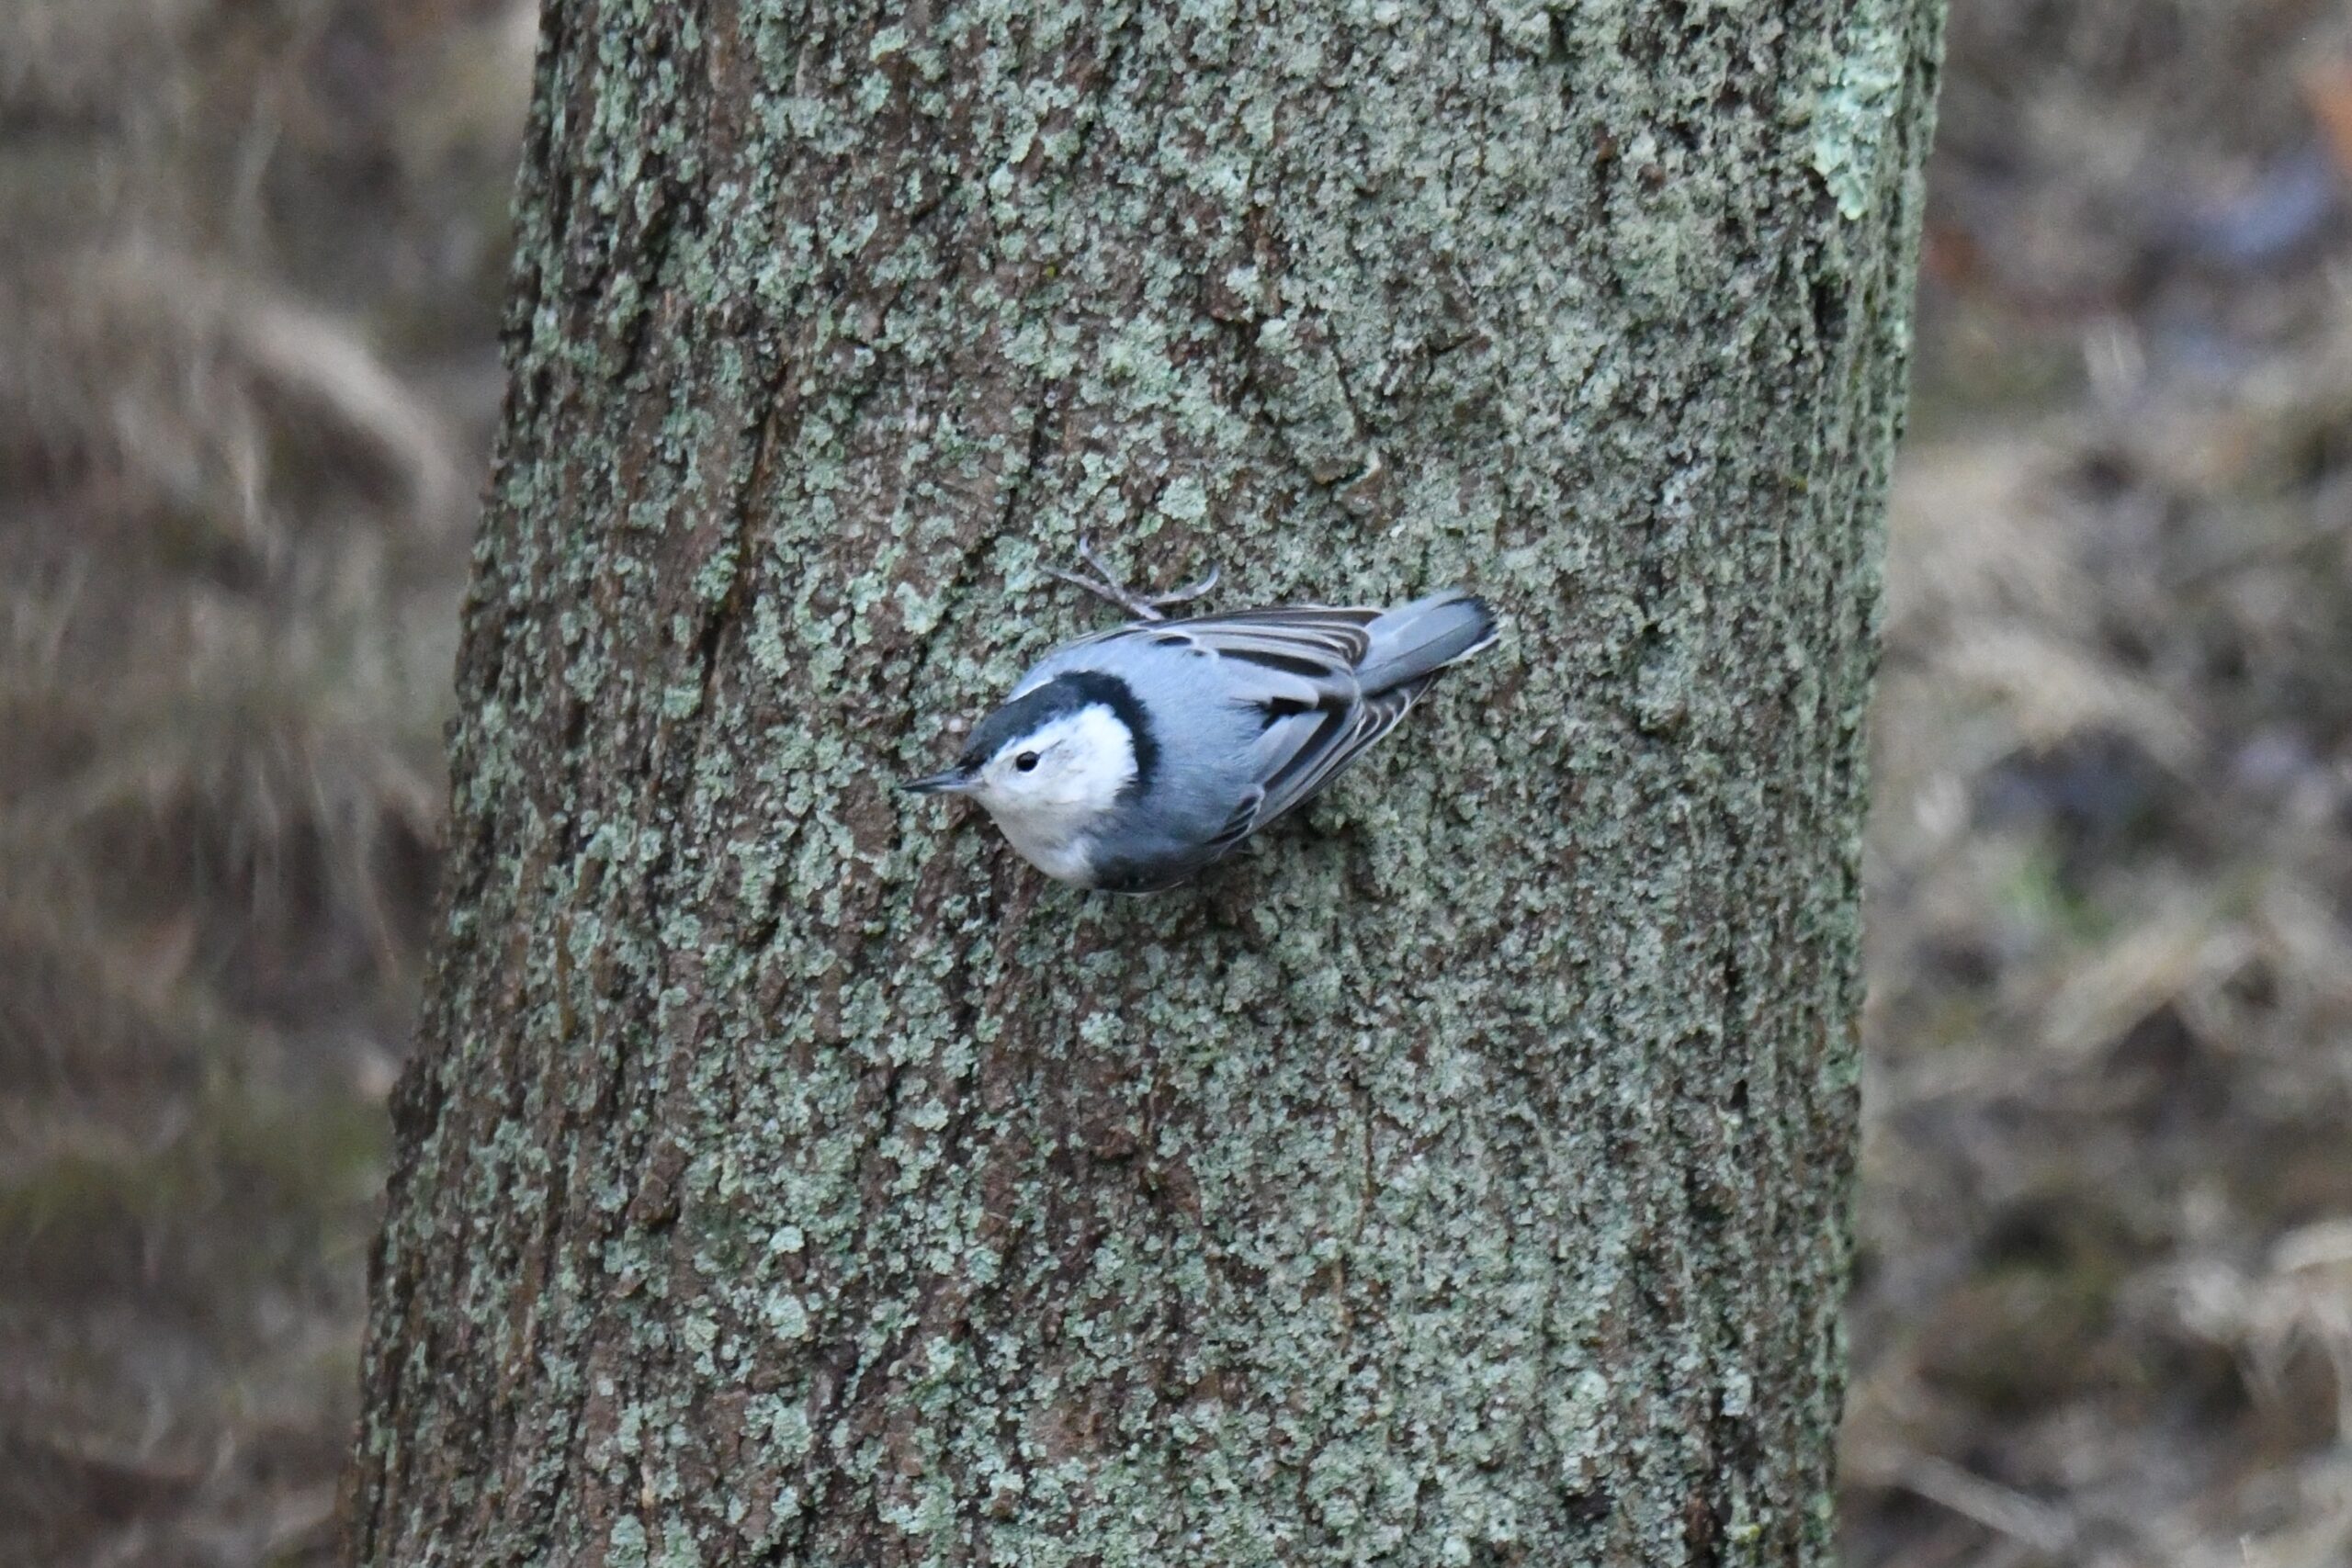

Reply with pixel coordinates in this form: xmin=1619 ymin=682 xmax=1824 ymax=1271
xmin=900 ymin=768 xmax=975 ymax=795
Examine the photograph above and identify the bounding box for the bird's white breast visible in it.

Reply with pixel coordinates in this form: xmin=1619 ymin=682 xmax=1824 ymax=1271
xmin=992 ymin=820 xmax=1098 ymax=886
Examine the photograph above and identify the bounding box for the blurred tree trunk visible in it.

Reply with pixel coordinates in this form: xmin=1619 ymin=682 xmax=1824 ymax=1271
xmin=345 ymin=1 xmax=1940 ymax=1563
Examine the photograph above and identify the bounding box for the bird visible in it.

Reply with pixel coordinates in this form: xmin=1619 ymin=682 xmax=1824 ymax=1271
xmin=902 ymin=538 xmax=1499 ymax=892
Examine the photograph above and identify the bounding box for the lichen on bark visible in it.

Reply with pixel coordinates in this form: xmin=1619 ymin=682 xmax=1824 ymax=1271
xmin=345 ymin=0 xmax=1943 ymax=1563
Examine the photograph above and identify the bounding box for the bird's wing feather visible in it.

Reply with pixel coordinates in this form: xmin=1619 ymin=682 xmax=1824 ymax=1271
xmin=1200 ymin=787 xmax=1268 ymax=862
xmin=1246 ymin=678 xmax=1433 ymax=830
xmin=1067 ymin=605 xmax=1379 ymax=682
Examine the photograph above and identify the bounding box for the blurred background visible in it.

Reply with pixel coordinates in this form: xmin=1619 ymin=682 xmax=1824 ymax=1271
xmin=4 ymin=2 xmax=2349 ymax=1563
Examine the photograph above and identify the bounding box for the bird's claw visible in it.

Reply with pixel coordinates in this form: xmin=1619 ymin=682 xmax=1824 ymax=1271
xmin=1048 ymin=535 xmax=1220 ymax=623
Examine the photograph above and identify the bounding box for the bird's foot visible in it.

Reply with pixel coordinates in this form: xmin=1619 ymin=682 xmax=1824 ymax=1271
xmin=1045 ymin=536 xmax=1221 ymax=624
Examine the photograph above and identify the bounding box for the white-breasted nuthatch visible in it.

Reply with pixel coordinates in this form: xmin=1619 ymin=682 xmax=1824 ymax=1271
xmin=903 ymin=541 xmax=1498 ymax=891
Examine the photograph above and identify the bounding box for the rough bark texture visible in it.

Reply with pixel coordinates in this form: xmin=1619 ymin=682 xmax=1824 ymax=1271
xmin=347 ymin=0 xmax=1940 ymax=1562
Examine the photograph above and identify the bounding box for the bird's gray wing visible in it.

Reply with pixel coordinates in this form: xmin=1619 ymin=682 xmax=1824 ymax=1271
xmin=1008 ymin=609 xmax=1371 ymax=701
xmin=1198 ymin=787 xmax=1269 ymax=863
xmin=1245 ymin=677 xmax=1435 ymax=830
xmin=1141 ymin=606 xmax=1443 ymax=838
xmin=1187 ymin=679 xmax=1433 ymax=869
xmin=1148 ymin=606 xmax=1377 ymax=673
xmin=1064 ymin=605 xmax=1379 ymax=679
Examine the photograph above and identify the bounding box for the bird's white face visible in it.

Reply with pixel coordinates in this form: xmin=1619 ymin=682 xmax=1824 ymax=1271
xmin=966 ymin=705 xmax=1137 ymax=844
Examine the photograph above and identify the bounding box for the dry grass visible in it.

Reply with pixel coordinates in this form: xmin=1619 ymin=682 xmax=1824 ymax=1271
xmin=0 ymin=3 xmax=527 ymax=1562
xmin=5 ymin=1 xmax=2352 ymax=1564
xmin=1846 ymin=4 xmax=2352 ymax=1562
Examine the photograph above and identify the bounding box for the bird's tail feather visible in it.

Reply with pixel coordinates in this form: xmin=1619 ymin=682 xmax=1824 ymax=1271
xmin=1355 ymin=590 xmax=1498 ymax=693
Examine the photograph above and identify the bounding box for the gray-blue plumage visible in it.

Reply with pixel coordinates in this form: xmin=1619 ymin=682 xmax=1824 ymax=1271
xmin=907 ymin=588 xmax=1498 ymax=892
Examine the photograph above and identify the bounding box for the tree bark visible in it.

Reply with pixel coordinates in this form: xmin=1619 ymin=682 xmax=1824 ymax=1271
xmin=346 ymin=0 xmax=1940 ymax=1562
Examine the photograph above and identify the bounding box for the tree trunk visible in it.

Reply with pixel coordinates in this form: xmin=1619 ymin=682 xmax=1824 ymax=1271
xmin=346 ymin=1 xmax=1940 ymax=1562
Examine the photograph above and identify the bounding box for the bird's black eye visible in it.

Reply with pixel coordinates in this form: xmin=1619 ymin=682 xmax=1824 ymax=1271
xmin=1014 ymin=751 xmax=1039 ymax=772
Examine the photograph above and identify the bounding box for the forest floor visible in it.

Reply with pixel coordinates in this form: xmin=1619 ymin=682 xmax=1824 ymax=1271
xmin=1849 ymin=4 xmax=2352 ymax=1563
xmin=3 ymin=3 xmax=2349 ymax=1564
